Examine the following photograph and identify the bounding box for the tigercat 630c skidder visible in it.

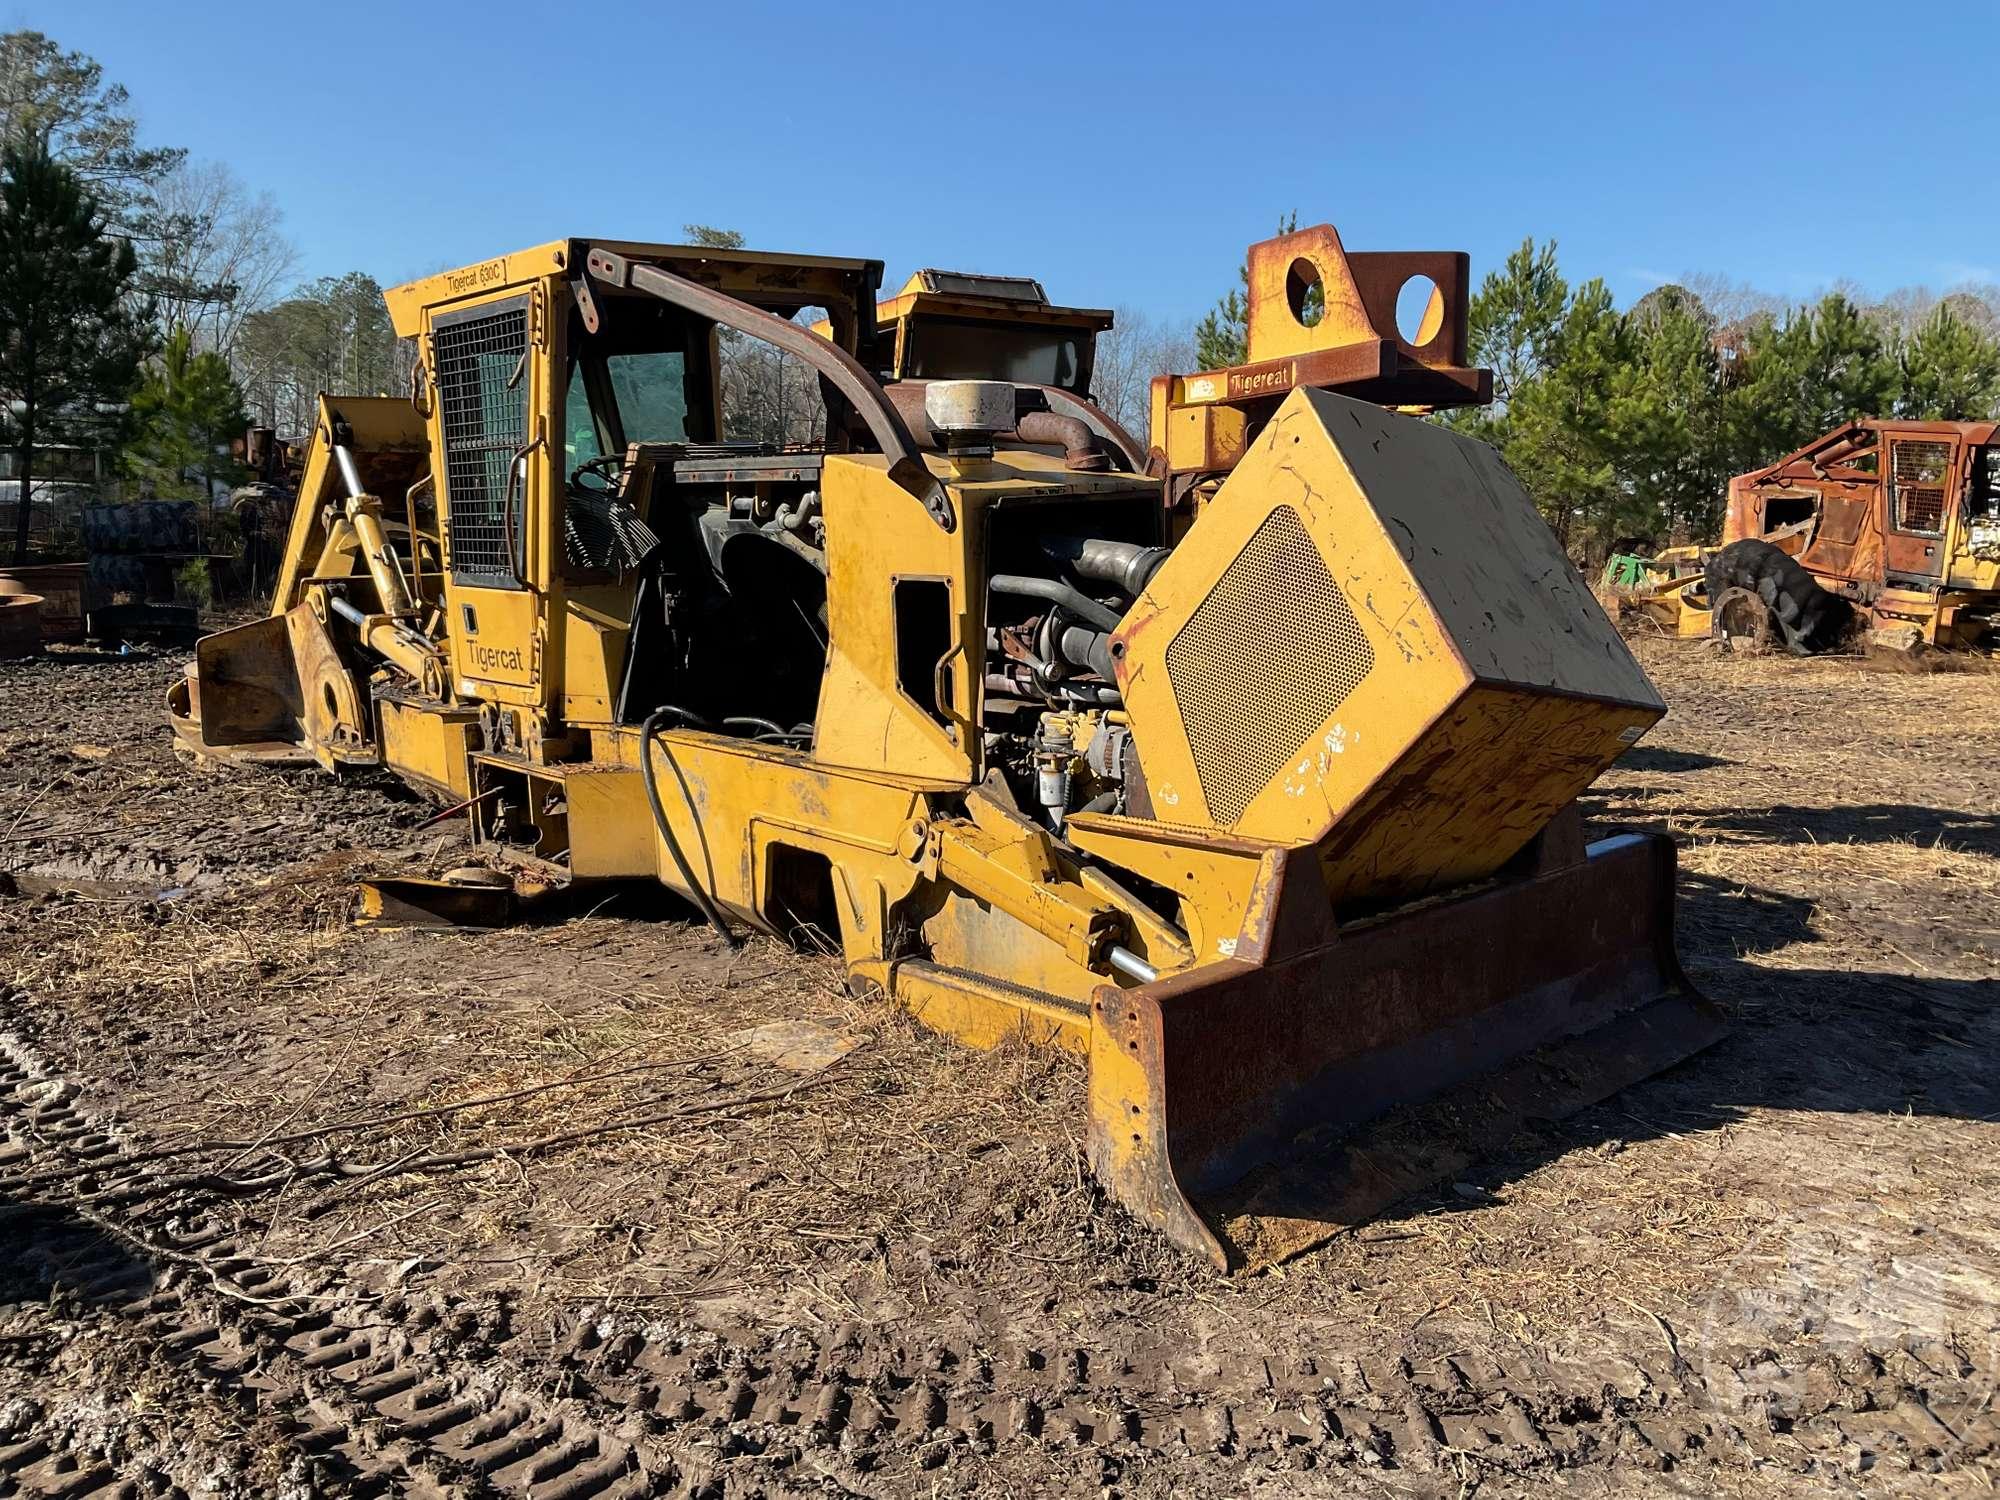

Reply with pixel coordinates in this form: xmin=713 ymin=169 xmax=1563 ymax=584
xmin=169 ymin=222 xmax=1720 ymax=1268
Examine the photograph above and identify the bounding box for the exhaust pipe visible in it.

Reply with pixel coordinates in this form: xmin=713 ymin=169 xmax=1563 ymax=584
xmin=885 ymin=383 xmax=1112 ymax=472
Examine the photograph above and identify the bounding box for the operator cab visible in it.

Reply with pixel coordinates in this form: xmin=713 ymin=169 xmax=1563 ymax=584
xmin=545 ymin=242 xmax=886 ymax=737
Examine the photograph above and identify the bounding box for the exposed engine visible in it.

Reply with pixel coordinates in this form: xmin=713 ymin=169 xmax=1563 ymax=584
xmin=979 ymin=535 xmax=1165 ymax=828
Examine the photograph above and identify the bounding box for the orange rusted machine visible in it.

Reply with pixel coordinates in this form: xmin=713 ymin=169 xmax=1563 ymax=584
xmin=1722 ymin=419 xmax=2000 ymax=649
xmin=1612 ymin=420 xmax=2000 ymax=652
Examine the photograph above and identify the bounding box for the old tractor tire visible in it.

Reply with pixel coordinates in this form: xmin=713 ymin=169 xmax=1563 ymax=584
xmin=1704 ymin=592 xmax=1784 ymax=656
xmin=1703 ymin=538 xmax=1853 ymax=656
xmin=1710 ymin=585 xmax=1778 ymax=653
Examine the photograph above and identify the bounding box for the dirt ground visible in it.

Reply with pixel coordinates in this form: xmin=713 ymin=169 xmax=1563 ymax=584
xmin=1 ymin=636 xmax=1996 ymax=1499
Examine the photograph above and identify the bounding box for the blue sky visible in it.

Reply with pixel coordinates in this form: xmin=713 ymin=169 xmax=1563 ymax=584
xmin=15 ymin=0 xmax=1998 ymax=321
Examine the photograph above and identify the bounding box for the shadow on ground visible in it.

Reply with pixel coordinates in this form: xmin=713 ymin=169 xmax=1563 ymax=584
xmin=1584 ymin=786 xmax=2000 ymax=858
xmin=0 ymin=1200 xmax=160 ymax=1308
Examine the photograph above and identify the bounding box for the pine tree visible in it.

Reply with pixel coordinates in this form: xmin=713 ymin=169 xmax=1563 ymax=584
xmin=1617 ymin=286 xmax=1730 ymax=540
xmin=1503 ymin=279 xmax=1633 ymax=548
xmin=125 ymin=326 xmax=249 ymax=503
xmin=0 ymin=132 xmax=154 ymax=563
xmin=0 ymin=31 xmax=183 ymax=234
xmin=1898 ymin=303 xmax=2000 ymax=421
xmin=1466 ymin=239 xmax=1569 ymax=408
xmin=1729 ymin=294 xmax=1900 ymax=464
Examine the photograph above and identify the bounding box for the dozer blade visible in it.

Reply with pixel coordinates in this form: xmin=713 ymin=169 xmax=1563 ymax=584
xmin=167 ymin=612 xmax=315 ymax=766
xmin=1086 ymin=831 xmax=1722 ymax=1271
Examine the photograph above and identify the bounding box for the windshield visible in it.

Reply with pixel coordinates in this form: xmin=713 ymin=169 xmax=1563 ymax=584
xmin=564 ymin=349 xmax=691 ymax=467
xmin=607 ymin=352 xmax=688 ymax=443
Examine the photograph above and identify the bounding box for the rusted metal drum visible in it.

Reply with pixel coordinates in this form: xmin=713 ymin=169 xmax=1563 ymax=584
xmin=0 ymin=562 xmax=87 ymax=641
xmin=0 ymin=593 xmax=45 ymax=658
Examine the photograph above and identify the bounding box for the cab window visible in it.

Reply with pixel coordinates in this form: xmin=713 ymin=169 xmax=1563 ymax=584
xmin=606 ymin=352 xmax=688 ymax=443
xmin=1974 ymin=447 xmax=2000 ymax=522
xmin=563 ymin=367 xmax=601 ymax=467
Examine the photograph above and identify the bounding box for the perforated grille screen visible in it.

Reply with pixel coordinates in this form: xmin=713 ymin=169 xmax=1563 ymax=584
xmin=1891 ymin=439 xmax=1951 ymax=536
xmin=434 ymin=298 xmax=530 ymax=587
xmin=1165 ymin=505 xmax=1375 ymax=825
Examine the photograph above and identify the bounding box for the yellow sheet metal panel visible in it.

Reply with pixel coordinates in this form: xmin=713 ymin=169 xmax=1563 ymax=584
xmin=1314 ymin=684 xmax=1650 ymax=905
xmin=559 ymin=586 xmax=634 ymax=725
xmin=563 ymin=767 xmax=654 ymax=878
xmin=375 ymin=696 xmax=475 ymax=801
xmin=892 ymin=961 xmax=1091 ymax=1054
xmin=1309 ymin=389 xmax=1663 ymax=708
xmin=615 ymin=724 xmax=929 ymax=955
xmin=813 ymin=456 xmax=976 ymax=784
xmin=446 ymin=586 xmax=540 ymax=699
xmin=1164 ymin=404 xmax=1248 ymax=473
xmin=1112 ymin=392 xmax=1473 ymax=841
xmin=1111 ymin=387 xmax=1664 ymax=898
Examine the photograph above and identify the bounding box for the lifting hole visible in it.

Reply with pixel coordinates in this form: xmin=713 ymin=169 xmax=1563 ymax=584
xmin=1396 ymin=274 xmax=1444 ymax=346
xmin=1285 ymin=258 xmax=1325 ymax=329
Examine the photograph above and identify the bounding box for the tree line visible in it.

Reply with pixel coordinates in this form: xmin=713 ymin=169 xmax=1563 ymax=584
xmin=1442 ymin=240 xmax=2000 ymax=556
xmin=6 ymin=25 xmax=1998 ymax=571
xmin=0 ymin=29 xmax=403 ymax=563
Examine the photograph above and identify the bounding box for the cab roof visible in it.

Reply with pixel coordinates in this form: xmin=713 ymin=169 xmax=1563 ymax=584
xmin=383 ymin=238 xmax=885 ymax=339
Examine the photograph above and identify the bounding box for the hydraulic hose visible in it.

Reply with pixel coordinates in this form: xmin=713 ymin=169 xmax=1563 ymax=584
xmin=988 ymin=574 xmax=1122 ymax=633
xmin=639 ymin=707 xmax=740 ymax=947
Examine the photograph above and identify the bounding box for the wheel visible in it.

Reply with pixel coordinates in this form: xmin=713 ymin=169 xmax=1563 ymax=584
xmin=1703 ymin=539 xmax=1853 ymax=655
xmin=1709 ymin=585 xmax=1778 ymax=652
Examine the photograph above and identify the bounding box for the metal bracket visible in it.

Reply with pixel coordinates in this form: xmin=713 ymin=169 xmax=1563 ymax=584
xmin=571 ymin=276 xmax=603 ymax=335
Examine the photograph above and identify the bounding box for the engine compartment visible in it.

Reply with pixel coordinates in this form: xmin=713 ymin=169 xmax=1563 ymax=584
xmin=596 ymin=439 xmax=1166 ymax=830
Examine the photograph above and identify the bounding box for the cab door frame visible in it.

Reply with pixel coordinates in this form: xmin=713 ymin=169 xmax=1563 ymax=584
xmin=423 ymin=280 xmax=563 ymax=719
xmin=1881 ymin=428 xmax=1958 ymax=582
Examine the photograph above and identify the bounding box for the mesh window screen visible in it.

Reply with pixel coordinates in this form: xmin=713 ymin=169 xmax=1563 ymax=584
xmin=434 ymin=297 xmax=531 ymax=587
xmin=1890 ymin=439 xmax=1951 ymax=537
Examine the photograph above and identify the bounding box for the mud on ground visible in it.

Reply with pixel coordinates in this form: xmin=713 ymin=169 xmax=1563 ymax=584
xmin=0 ymin=638 xmax=1996 ymax=1498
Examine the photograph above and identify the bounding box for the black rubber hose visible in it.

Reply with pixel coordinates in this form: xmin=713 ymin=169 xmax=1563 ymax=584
xmin=639 ymin=707 xmax=740 ymax=947
xmin=988 ymin=574 xmax=1122 ymax=632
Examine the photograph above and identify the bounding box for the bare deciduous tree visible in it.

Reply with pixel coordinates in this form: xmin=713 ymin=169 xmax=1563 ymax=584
xmin=141 ymin=161 xmax=297 ymax=355
xmin=1089 ymin=307 xmax=1195 ymax=445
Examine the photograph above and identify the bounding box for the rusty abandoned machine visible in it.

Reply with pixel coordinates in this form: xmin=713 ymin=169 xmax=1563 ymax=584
xmin=170 ymin=222 xmax=1718 ymax=1266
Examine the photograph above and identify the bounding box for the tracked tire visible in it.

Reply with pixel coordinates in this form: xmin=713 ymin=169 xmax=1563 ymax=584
xmin=1703 ymin=538 xmax=1853 ymax=656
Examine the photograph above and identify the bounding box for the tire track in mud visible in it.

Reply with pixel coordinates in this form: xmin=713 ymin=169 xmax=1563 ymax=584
xmin=0 ymin=1035 xmax=658 ymax=1500
xmin=0 ymin=1009 xmax=1988 ymax=1496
